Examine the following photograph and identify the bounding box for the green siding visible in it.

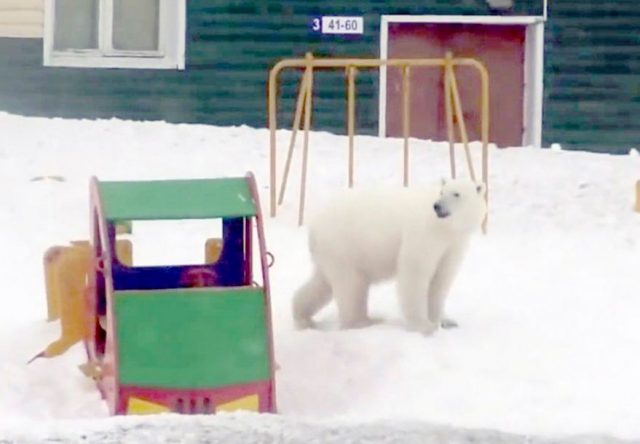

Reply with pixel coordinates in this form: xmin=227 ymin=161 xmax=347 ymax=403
xmin=98 ymin=177 xmax=255 ymax=221
xmin=543 ymin=0 xmax=640 ymax=153
xmin=115 ymin=287 xmax=270 ymax=389
xmin=0 ymin=1 xmax=539 ymax=133
xmin=189 ymin=0 xmax=538 ymax=133
xmin=10 ymin=1 xmax=640 ymax=153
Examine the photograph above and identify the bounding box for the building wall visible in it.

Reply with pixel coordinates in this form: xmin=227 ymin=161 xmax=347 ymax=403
xmin=0 ymin=0 xmax=541 ymax=127
xmin=0 ymin=0 xmax=43 ymax=38
xmin=543 ymin=0 xmax=640 ymax=153
xmin=9 ymin=1 xmax=640 ymax=154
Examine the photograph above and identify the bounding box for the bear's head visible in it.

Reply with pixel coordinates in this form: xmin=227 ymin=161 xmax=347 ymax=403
xmin=433 ymin=178 xmax=487 ymax=232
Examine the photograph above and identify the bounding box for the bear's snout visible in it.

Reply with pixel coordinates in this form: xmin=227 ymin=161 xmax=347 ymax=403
xmin=433 ymin=202 xmax=450 ymax=218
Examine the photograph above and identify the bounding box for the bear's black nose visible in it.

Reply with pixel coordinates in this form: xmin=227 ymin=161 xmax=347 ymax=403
xmin=433 ymin=202 xmax=449 ymax=218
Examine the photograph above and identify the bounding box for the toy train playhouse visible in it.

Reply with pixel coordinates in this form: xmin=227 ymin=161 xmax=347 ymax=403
xmin=38 ymin=172 xmax=277 ymax=415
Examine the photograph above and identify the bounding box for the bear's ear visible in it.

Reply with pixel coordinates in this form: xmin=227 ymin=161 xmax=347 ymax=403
xmin=476 ymin=182 xmax=486 ymax=196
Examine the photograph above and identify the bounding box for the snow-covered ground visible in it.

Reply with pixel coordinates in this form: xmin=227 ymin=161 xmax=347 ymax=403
xmin=0 ymin=112 xmax=639 ymax=443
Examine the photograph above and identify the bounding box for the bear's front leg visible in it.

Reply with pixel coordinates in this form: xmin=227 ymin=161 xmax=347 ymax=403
xmin=428 ymin=244 xmax=467 ymax=329
xmin=440 ymin=318 xmax=459 ymax=329
xmin=396 ymin=251 xmax=439 ymax=335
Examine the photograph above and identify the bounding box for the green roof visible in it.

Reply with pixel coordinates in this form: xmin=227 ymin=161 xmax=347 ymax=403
xmin=97 ymin=177 xmax=256 ymax=221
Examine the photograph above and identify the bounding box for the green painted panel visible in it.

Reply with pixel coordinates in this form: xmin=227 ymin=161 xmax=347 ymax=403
xmin=98 ymin=177 xmax=255 ymax=221
xmin=114 ymin=287 xmax=270 ymax=389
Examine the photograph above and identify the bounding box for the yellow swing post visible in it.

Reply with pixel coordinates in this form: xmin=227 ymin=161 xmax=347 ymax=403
xmin=268 ymin=53 xmax=490 ymax=229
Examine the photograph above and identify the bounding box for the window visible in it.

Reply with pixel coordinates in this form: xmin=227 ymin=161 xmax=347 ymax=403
xmin=115 ymin=219 xmax=223 ymax=267
xmin=43 ymin=0 xmax=185 ymax=69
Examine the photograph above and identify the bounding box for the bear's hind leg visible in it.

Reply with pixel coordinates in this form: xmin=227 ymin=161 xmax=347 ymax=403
xmin=292 ymin=268 xmax=332 ymax=329
xmin=332 ymin=271 xmax=378 ymax=329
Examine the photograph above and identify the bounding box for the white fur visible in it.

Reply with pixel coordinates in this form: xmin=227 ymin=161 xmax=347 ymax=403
xmin=292 ymin=178 xmax=487 ymax=335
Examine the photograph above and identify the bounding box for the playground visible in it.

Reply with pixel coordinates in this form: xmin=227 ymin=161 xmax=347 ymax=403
xmin=0 ymin=110 xmax=639 ymax=442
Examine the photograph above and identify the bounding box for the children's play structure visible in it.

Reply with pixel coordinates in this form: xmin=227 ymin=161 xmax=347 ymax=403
xmin=267 ymin=52 xmax=490 ymax=228
xmin=38 ymin=172 xmax=277 ymax=415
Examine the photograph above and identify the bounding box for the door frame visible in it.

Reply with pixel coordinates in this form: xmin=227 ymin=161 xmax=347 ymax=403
xmin=379 ymin=14 xmax=546 ymax=148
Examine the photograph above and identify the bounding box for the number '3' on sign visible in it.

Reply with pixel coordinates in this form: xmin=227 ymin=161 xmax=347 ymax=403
xmin=311 ymin=16 xmax=364 ymax=35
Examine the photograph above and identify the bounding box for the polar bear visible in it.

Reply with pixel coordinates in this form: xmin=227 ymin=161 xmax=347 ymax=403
xmin=292 ymin=177 xmax=486 ymax=335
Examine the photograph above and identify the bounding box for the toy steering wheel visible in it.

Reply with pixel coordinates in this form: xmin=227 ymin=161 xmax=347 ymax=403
xmin=181 ymin=267 xmax=217 ymax=287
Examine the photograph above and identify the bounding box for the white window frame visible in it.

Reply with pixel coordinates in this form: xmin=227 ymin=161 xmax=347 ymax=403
xmin=379 ymin=13 xmax=546 ymax=148
xmin=43 ymin=0 xmax=186 ymax=70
